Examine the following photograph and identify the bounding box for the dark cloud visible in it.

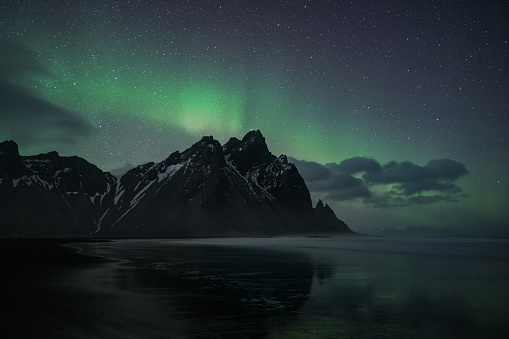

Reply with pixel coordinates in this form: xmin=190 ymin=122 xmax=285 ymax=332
xmin=363 ymin=158 xmax=468 ymax=197
xmin=289 ymin=157 xmax=371 ymax=201
xmin=336 ymin=156 xmax=382 ymax=175
xmin=364 ymin=160 xmax=425 ymax=183
xmin=426 ymin=158 xmax=469 ymax=180
xmin=364 ymin=158 xmax=468 ymax=185
xmin=288 ymin=157 xmax=331 ymax=182
xmin=290 ymin=156 xmax=468 ymax=208
xmin=323 ymin=174 xmax=371 ymax=201
xmin=0 ymin=40 xmax=47 ymax=80
xmin=0 ymin=40 xmax=93 ymax=145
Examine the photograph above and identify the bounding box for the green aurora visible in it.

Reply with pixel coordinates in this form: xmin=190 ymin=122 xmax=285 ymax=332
xmin=1 ymin=0 xmax=507 ymax=235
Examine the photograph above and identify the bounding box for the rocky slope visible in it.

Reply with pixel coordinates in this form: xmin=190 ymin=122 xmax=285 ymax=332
xmin=0 ymin=131 xmax=352 ymax=237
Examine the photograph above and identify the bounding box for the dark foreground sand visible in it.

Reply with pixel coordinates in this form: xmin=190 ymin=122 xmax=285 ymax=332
xmin=0 ymin=238 xmax=177 ymax=339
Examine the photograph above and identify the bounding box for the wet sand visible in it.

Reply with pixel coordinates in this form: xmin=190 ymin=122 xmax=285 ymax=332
xmin=0 ymin=238 xmax=176 ymax=339
xmin=4 ymin=237 xmax=509 ymax=338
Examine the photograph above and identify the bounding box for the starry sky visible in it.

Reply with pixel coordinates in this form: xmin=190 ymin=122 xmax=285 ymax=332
xmin=1 ymin=0 xmax=508 ymax=236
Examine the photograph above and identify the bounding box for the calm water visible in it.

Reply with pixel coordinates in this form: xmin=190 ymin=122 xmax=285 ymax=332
xmin=75 ymin=237 xmax=509 ymax=338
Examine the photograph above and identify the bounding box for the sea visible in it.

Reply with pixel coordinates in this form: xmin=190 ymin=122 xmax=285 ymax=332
xmin=74 ymin=236 xmax=509 ymax=338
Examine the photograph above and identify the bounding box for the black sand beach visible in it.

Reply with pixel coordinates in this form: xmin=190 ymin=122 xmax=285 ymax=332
xmin=3 ymin=237 xmax=509 ymax=338
xmin=0 ymin=239 xmax=176 ymax=339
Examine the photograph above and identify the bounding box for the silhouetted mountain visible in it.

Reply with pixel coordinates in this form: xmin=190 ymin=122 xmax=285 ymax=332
xmin=314 ymin=200 xmax=350 ymax=233
xmin=0 ymin=131 xmax=353 ymax=237
xmin=0 ymin=140 xmax=116 ymax=236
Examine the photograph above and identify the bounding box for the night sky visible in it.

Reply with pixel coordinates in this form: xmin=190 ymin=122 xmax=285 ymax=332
xmin=1 ymin=0 xmax=507 ymax=235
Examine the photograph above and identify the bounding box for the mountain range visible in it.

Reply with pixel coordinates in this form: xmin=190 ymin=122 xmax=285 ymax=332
xmin=0 ymin=130 xmax=352 ymax=237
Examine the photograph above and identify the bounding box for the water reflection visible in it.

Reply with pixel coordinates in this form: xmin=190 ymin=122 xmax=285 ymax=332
xmin=89 ymin=243 xmax=315 ymax=336
xmin=77 ymin=239 xmax=509 ymax=338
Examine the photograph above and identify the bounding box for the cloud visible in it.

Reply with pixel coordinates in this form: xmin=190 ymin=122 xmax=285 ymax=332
xmin=0 ymin=40 xmax=93 ymax=145
xmin=363 ymin=158 xmax=468 ymax=196
xmin=426 ymin=158 xmax=469 ymax=180
xmin=0 ymin=40 xmax=47 ymax=80
xmin=323 ymin=174 xmax=371 ymax=201
xmin=289 ymin=157 xmax=371 ymax=201
xmin=290 ymin=156 xmax=468 ymax=208
xmin=363 ymin=160 xmax=425 ymax=184
xmin=289 ymin=158 xmax=331 ymax=182
xmin=336 ymin=156 xmax=382 ymax=175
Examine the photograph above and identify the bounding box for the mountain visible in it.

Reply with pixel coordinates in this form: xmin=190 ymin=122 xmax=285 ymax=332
xmin=0 ymin=131 xmax=353 ymax=237
xmin=0 ymin=140 xmax=116 ymax=236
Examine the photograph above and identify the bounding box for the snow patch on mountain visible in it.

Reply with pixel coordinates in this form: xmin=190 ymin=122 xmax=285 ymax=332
xmin=158 ymin=163 xmax=184 ymax=182
xmin=94 ymin=207 xmax=110 ymax=233
xmin=22 ymin=158 xmax=50 ymax=170
xmin=246 ymin=168 xmax=275 ymax=201
xmin=131 ymin=180 xmax=155 ymax=206
xmin=114 ymin=188 xmax=125 ymax=205
xmin=225 ymin=160 xmax=274 ymax=208
xmin=112 ymin=179 xmax=156 ymax=227
xmin=12 ymin=177 xmax=21 ymax=187
xmin=1 ymin=132 xmax=352 ymax=236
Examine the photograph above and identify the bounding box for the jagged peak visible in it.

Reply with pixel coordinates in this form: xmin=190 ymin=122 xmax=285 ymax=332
xmin=192 ymin=135 xmax=222 ymax=149
xmin=276 ymin=155 xmax=291 ymax=166
xmin=200 ymin=135 xmax=215 ymax=143
xmin=174 ymin=134 xmax=225 ymax=169
xmin=315 ymin=199 xmax=337 ymax=218
xmin=182 ymin=135 xmax=221 ymax=154
xmin=0 ymin=140 xmax=20 ymax=156
xmin=241 ymin=130 xmax=273 ymax=159
xmin=222 ymin=130 xmax=276 ymax=173
xmin=223 ymin=137 xmax=242 ymax=152
xmin=315 ymin=200 xmax=335 ymax=213
xmin=315 ymin=200 xmax=336 ymax=218
xmin=0 ymin=140 xmax=26 ymax=179
xmin=315 ymin=199 xmax=325 ymax=209
xmin=242 ymin=129 xmax=264 ymax=143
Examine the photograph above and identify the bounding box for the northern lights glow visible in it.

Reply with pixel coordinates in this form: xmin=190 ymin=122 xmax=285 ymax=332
xmin=1 ymin=0 xmax=507 ymax=235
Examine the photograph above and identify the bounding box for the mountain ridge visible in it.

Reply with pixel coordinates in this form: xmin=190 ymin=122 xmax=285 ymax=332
xmin=0 ymin=131 xmax=353 ymax=237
